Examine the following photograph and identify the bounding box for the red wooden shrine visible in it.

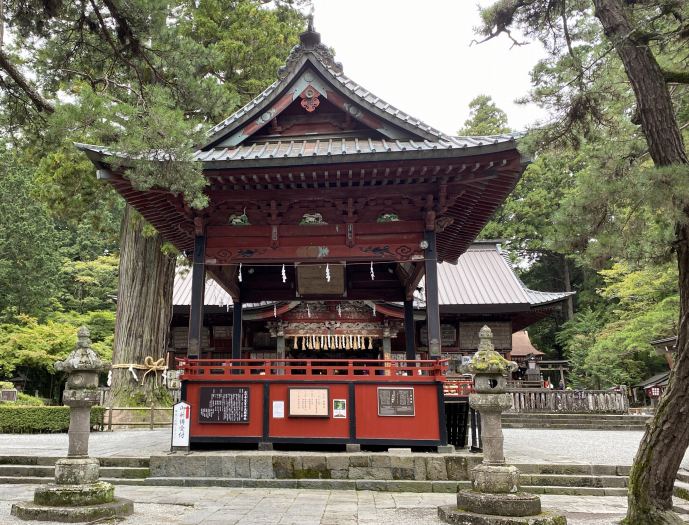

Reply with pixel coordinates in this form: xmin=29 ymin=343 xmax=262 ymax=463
xmin=78 ymin=20 xmax=526 ymax=448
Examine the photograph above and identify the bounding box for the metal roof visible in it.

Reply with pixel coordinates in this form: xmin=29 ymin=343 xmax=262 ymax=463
xmin=415 ymin=241 xmax=573 ymax=308
xmin=174 ymin=241 xmax=572 ymax=310
xmin=194 ymin=136 xmax=518 ymax=165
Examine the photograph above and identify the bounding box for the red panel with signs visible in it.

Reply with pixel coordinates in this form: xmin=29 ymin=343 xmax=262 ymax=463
xmin=186 ymin=382 xmax=263 ymax=438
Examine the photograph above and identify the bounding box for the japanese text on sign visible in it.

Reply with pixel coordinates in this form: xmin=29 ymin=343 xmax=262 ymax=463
xmin=198 ymin=387 xmax=250 ymax=423
xmin=288 ymin=388 xmax=329 ymax=417
xmin=171 ymin=401 xmax=190 ymax=448
xmin=377 ymin=387 xmax=415 ymax=416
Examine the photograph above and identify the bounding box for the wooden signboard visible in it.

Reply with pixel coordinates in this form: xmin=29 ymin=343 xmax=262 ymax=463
xmin=288 ymin=387 xmax=330 ymax=417
xmin=377 ymin=387 xmax=415 ymax=416
xmin=198 ymin=387 xmax=250 ymax=423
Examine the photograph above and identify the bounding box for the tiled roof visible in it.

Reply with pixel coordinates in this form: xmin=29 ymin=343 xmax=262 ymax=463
xmin=195 ymin=136 xmax=517 ymax=163
xmin=203 ymin=26 xmax=453 ymax=149
xmin=415 ymin=241 xmax=573 ymax=308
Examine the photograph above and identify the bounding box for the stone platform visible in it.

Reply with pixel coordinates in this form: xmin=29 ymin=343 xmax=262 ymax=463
xmin=11 ymin=498 xmax=133 ymax=523
xmin=438 ymin=505 xmax=567 ymax=525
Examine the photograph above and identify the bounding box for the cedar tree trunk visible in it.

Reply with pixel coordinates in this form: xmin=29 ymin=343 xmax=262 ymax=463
xmin=593 ymin=0 xmax=689 ymax=523
xmin=109 ymin=205 xmax=176 ymax=406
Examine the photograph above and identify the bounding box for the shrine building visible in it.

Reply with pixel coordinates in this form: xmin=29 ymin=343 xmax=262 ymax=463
xmin=77 ymin=22 xmax=549 ymax=448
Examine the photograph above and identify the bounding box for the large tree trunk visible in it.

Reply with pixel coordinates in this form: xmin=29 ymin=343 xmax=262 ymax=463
xmin=592 ymin=0 xmax=689 ymax=523
xmin=109 ymin=205 xmax=176 ymax=406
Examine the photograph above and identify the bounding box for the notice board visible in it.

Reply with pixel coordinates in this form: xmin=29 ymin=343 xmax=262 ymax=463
xmin=198 ymin=387 xmax=250 ymax=423
xmin=288 ymin=387 xmax=329 ymax=417
xmin=377 ymin=387 xmax=415 ymax=416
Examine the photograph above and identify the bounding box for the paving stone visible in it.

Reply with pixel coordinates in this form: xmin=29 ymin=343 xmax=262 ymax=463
xmin=370 ymin=455 xmax=392 ymax=468
xmin=326 ymin=455 xmax=350 ymax=471
xmin=349 ymin=455 xmax=369 ymax=467
xmin=236 ymin=457 xmax=251 ymax=478
xmin=414 ymin=457 xmax=427 ymax=481
xmin=222 ymin=456 xmax=237 ymax=477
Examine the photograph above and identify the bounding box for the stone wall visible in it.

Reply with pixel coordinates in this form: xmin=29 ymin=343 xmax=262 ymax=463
xmin=150 ymin=452 xmax=481 ymax=483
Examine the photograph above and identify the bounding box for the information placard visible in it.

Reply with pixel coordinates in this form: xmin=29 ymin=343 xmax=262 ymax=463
xmin=198 ymin=387 xmax=250 ymax=423
xmin=171 ymin=401 xmax=191 ymax=448
xmin=288 ymin=388 xmax=329 ymax=417
xmin=377 ymin=387 xmax=415 ymax=416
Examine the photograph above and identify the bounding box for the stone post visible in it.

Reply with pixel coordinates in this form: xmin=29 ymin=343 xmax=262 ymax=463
xmin=11 ymin=327 xmax=133 ymax=522
xmin=438 ymin=326 xmax=566 ymax=524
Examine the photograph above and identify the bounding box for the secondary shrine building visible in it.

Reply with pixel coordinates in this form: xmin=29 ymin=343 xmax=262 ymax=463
xmin=77 ymin=23 xmax=563 ymax=448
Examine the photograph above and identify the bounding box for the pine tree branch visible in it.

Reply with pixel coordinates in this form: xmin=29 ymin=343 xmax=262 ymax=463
xmin=0 ymin=49 xmax=54 ymax=113
xmin=663 ymin=69 xmax=689 ymax=84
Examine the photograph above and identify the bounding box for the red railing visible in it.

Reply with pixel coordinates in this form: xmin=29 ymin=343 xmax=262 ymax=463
xmin=178 ymin=358 xmax=448 ymax=382
xmin=443 ymin=379 xmax=474 ymax=397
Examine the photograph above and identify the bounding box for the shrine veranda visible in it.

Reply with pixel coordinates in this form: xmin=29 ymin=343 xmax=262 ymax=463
xmin=76 ymin=23 xmax=559 ymax=449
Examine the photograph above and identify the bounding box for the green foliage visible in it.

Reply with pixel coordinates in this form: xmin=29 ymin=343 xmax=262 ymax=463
xmin=458 ymin=95 xmax=510 ymax=135
xmin=16 ymin=393 xmax=45 ymax=406
xmin=0 ymin=312 xmax=114 ymax=381
xmin=57 ymin=255 xmax=119 ymax=313
xmin=0 ymin=151 xmax=61 ymax=320
xmin=0 ymin=406 xmax=105 ymax=433
xmin=558 ymin=263 xmax=677 ymax=388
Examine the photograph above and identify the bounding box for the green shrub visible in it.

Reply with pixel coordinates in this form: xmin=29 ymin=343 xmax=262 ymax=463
xmin=0 ymin=405 xmax=105 ymax=433
xmin=16 ymin=392 xmax=45 ymax=406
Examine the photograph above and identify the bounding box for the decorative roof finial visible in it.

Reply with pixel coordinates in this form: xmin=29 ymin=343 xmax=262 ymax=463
xmin=277 ymin=6 xmax=343 ymax=79
xmin=307 ymin=5 xmax=315 ymax=32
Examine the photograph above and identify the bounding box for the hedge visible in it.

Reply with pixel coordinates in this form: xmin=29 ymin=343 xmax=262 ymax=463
xmin=0 ymin=406 xmax=105 ymax=433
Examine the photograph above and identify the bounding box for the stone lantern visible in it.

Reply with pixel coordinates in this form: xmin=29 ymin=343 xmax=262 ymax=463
xmin=438 ymin=326 xmax=566 ymax=524
xmin=11 ymin=327 xmax=133 ymax=522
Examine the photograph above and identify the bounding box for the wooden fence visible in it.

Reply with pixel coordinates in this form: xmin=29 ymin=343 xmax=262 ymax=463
xmin=507 ymin=389 xmax=629 ymax=414
xmin=104 ymin=407 xmax=172 ymax=431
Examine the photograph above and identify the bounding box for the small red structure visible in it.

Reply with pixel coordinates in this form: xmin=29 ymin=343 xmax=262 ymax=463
xmin=180 ymin=358 xmax=447 ymax=446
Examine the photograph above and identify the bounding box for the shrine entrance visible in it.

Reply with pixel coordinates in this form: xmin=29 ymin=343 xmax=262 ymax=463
xmin=78 ymin=20 xmax=526 ymax=449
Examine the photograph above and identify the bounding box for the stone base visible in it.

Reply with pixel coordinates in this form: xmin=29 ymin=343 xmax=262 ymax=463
xmin=34 ymin=481 xmax=115 ymax=507
xmin=54 ymin=458 xmax=99 ymax=485
xmin=438 ymin=506 xmax=566 ymax=525
xmin=11 ymin=498 xmax=133 ymax=523
xmin=456 ymin=490 xmax=541 ymax=517
xmin=471 ymin=464 xmax=520 ymax=493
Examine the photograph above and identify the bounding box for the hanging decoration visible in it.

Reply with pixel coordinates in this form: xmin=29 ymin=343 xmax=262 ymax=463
xmin=337 ymin=304 xmax=342 ymax=317
xmin=307 ymin=303 xmax=311 ymax=318
xmin=293 ymin=336 xmax=298 ymax=350
xmin=273 ymin=304 xmax=277 ymax=318
xmin=301 ymin=337 xmax=306 ymax=350
xmin=325 ymin=263 xmax=331 ymax=282
xmin=238 ymin=263 xmax=242 ymax=282
xmin=372 ymin=303 xmax=376 ymax=316
xmin=281 ymin=264 xmax=287 ymax=283
xmin=367 ymin=337 xmax=373 ymax=350
xmin=370 ymin=261 xmax=375 ymax=281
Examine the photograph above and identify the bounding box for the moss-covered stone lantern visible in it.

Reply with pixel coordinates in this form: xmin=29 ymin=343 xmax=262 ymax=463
xmin=11 ymin=327 xmax=133 ymax=522
xmin=438 ymin=326 xmax=567 ymax=525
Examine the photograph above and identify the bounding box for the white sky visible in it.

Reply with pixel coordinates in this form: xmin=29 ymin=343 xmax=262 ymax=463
xmin=311 ymin=0 xmax=549 ymax=135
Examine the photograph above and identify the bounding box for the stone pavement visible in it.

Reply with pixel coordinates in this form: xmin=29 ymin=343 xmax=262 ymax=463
xmin=0 ymin=484 xmax=688 ymax=525
xmin=1 ymin=429 xmax=688 ymax=469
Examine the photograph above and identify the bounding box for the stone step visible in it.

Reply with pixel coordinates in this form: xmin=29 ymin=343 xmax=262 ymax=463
xmin=522 ymin=485 xmax=627 ymax=497
xmin=0 ymin=465 xmax=149 ymax=479
xmin=0 ymin=476 xmax=148 ymax=486
xmin=502 ymin=413 xmax=649 ymax=420
xmin=513 ymin=463 xmax=629 ymax=476
xmin=0 ymin=456 xmax=149 ymax=468
xmin=678 ymin=470 xmax=689 ymax=484
xmin=675 ymin=480 xmax=689 ymax=501
xmin=520 ymin=474 xmax=627 ymax=488
xmin=502 ymin=421 xmax=646 ymax=431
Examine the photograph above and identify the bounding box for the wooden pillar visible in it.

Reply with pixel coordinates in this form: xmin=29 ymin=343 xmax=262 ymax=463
xmin=187 ymin=234 xmax=205 ymax=358
xmin=232 ymin=302 xmax=243 ymax=360
xmin=424 ymin=230 xmax=441 ymax=358
xmin=276 ymin=323 xmax=285 ymax=376
xmin=404 ymin=299 xmax=415 ymax=361
xmin=382 ymin=326 xmax=392 ymax=376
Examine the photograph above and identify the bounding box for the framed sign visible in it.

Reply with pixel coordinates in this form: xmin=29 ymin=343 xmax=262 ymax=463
xmin=198 ymin=387 xmax=250 ymax=423
xmin=377 ymin=387 xmax=415 ymax=416
xmin=288 ymin=387 xmax=329 ymax=417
